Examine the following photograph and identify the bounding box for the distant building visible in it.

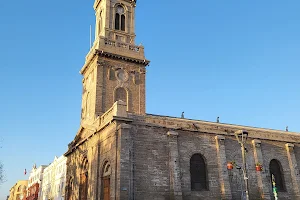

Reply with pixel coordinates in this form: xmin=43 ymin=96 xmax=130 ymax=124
xmin=8 ymin=180 xmax=28 ymax=200
xmin=41 ymin=155 xmax=67 ymax=200
xmin=26 ymin=165 xmax=47 ymax=200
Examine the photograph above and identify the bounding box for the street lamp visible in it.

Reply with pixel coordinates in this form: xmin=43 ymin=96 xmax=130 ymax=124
xmin=234 ymin=130 xmax=249 ymax=200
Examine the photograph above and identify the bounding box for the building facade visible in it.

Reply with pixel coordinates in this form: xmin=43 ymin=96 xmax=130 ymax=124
xmin=41 ymin=156 xmax=67 ymax=200
xmin=65 ymin=0 xmax=300 ymax=200
xmin=8 ymin=180 xmax=28 ymax=200
xmin=26 ymin=165 xmax=47 ymax=200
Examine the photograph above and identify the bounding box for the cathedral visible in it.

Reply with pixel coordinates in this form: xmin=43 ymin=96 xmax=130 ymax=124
xmin=64 ymin=0 xmax=300 ymax=199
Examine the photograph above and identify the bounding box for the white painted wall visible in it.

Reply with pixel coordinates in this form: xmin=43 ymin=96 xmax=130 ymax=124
xmin=41 ymin=155 xmax=67 ymax=200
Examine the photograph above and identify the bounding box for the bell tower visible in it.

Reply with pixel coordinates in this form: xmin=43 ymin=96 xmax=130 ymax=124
xmin=94 ymin=0 xmax=137 ymax=44
xmin=80 ymin=0 xmax=149 ymax=122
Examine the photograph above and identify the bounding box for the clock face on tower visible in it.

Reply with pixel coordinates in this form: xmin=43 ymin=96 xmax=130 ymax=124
xmin=116 ymin=69 xmax=129 ymax=82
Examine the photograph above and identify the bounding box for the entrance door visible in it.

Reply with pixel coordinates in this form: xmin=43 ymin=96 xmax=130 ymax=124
xmin=80 ymin=173 xmax=88 ymax=200
xmin=103 ymin=177 xmax=110 ymax=200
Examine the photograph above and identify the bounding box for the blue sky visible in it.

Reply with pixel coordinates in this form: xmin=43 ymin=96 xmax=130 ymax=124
xmin=0 ymin=0 xmax=300 ymax=198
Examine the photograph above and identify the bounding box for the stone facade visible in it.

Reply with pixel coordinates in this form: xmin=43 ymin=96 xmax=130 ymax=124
xmin=66 ymin=103 xmax=300 ymax=200
xmin=64 ymin=0 xmax=300 ymax=200
xmin=8 ymin=180 xmax=28 ymax=200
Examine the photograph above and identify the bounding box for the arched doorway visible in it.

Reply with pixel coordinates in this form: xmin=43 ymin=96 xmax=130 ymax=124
xmin=79 ymin=159 xmax=89 ymax=200
xmin=190 ymin=153 xmax=208 ymax=191
xmin=102 ymin=162 xmax=111 ymax=200
xmin=269 ymin=159 xmax=285 ymax=192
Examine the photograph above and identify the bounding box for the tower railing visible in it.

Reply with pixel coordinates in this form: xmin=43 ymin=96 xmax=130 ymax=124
xmin=85 ymin=37 xmax=145 ymax=62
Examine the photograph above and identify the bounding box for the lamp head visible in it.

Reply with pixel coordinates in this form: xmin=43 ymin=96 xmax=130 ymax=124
xmin=234 ymin=130 xmax=249 ymax=143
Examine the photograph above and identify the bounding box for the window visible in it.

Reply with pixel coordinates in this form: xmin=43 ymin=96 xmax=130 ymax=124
xmin=103 ymin=162 xmax=111 ymax=177
xmin=115 ymin=87 xmax=127 ymax=103
xmin=115 ymin=5 xmax=125 ymax=31
xmin=17 ymin=185 xmax=21 ymax=192
xmin=270 ymin=159 xmax=285 ymax=191
xmin=61 ymin=182 xmax=65 ymax=195
xmin=190 ymin=154 xmax=208 ymax=191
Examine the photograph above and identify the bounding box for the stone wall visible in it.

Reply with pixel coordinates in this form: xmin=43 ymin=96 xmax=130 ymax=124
xmin=80 ymin=54 xmax=146 ymax=119
xmin=65 ymin=122 xmax=120 ymax=200
xmin=97 ymin=58 xmax=146 ymax=115
xmin=120 ymin=114 xmax=300 ymax=200
xmin=65 ymin=109 xmax=300 ymax=200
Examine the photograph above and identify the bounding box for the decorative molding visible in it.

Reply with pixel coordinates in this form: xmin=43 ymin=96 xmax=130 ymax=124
xmin=252 ymin=139 xmax=261 ymax=147
xmin=167 ymin=130 xmax=179 ymax=137
xmin=286 ymin=143 xmax=295 ymax=148
xmin=215 ymin=135 xmax=225 ymax=140
xmin=144 ymin=114 xmax=300 ymax=143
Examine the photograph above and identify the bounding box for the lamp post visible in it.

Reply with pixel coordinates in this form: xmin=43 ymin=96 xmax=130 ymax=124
xmin=234 ymin=130 xmax=249 ymax=200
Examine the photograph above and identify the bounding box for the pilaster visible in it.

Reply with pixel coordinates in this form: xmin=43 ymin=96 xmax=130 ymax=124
xmin=167 ymin=130 xmax=183 ymax=200
xmin=285 ymin=143 xmax=300 ymax=198
xmin=95 ymin=61 xmax=104 ymax=115
xmin=215 ymin=135 xmax=232 ymax=200
xmin=119 ymin=123 xmax=133 ymax=200
xmin=251 ymin=139 xmax=271 ymax=200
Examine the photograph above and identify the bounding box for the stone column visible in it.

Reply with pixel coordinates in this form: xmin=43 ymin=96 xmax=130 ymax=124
xmin=167 ymin=130 xmax=183 ymax=200
xmin=215 ymin=135 xmax=232 ymax=200
xmin=285 ymin=143 xmax=300 ymax=198
xmin=252 ymin=139 xmax=271 ymax=200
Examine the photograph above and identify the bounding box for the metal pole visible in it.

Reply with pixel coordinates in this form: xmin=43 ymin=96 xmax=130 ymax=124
xmin=241 ymin=143 xmax=249 ymax=200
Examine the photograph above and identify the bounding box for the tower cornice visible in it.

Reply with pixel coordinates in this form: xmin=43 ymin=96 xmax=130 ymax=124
xmin=80 ymin=37 xmax=149 ymax=75
xmin=80 ymin=49 xmax=149 ymax=75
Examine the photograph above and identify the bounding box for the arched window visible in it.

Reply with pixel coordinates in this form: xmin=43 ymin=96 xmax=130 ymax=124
xmin=115 ymin=13 xmax=120 ymax=30
xmin=121 ymin=15 xmax=125 ymax=31
xmin=270 ymin=159 xmax=285 ymax=191
xmin=17 ymin=185 xmax=22 ymax=192
xmin=17 ymin=185 xmax=26 ymax=193
xmin=115 ymin=87 xmax=127 ymax=103
xmin=115 ymin=5 xmax=125 ymax=31
xmin=102 ymin=162 xmax=111 ymax=200
xmin=190 ymin=154 xmax=208 ymax=191
xmin=79 ymin=159 xmax=89 ymax=200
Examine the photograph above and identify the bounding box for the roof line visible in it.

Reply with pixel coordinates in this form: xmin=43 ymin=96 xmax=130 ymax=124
xmin=145 ymin=113 xmax=299 ymax=134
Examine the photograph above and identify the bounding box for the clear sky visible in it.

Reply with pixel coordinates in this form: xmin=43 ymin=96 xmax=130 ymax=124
xmin=0 ymin=0 xmax=300 ymax=198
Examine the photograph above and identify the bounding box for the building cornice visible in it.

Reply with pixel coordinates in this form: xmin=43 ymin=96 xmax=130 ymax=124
xmin=66 ymin=106 xmax=300 ymax=157
xmin=142 ymin=114 xmax=300 ymax=144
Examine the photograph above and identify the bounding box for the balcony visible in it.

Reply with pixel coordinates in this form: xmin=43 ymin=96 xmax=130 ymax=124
xmin=84 ymin=37 xmax=146 ymax=66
